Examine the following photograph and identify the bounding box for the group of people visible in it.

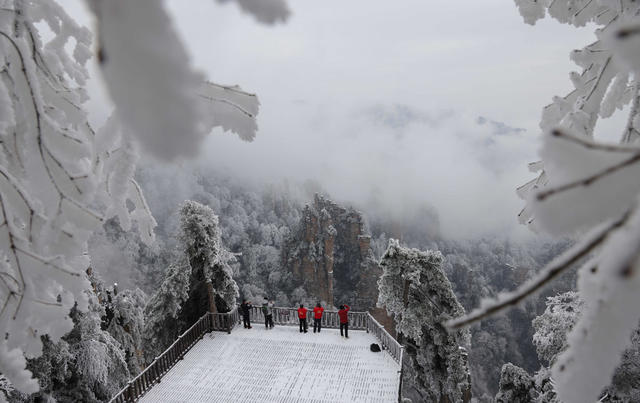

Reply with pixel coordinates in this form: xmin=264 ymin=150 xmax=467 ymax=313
xmin=239 ymin=299 xmax=351 ymax=338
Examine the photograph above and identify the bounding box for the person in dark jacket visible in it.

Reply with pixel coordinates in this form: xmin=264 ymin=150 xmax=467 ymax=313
xmin=262 ymin=298 xmax=274 ymax=329
xmin=313 ymin=303 xmax=324 ymax=333
xmin=297 ymin=304 xmax=308 ymax=333
xmin=240 ymin=299 xmax=252 ymax=329
xmin=338 ymin=304 xmax=350 ymax=338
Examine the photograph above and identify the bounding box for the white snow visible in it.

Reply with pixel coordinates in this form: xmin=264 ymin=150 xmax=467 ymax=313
xmin=140 ymin=326 xmax=400 ymax=403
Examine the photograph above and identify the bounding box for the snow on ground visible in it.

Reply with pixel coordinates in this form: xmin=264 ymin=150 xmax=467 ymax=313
xmin=140 ymin=325 xmax=401 ymax=402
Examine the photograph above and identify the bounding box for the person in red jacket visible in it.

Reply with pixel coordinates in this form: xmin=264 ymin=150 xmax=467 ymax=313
xmin=338 ymin=304 xmax=350 ymax=338
xmin=312 ymin=303 xmax=324 ymax=333
xmin=297 ymin=304 xmax=308 ymax=333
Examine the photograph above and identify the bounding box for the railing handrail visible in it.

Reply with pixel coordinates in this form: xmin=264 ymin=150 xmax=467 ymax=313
xmin=110 ymin=306 xmax=404 ymax=402
xmin=109 ymin=312 xmax=213 ymax=403
xmin=364 ymin=312 xmax=404 ymax=365
xmin=243 ymin=305 xmax=370 ymax=330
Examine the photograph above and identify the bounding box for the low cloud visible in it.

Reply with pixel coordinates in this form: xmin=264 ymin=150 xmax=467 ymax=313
xmin=198 ymin=100 xmax=539 ymax=239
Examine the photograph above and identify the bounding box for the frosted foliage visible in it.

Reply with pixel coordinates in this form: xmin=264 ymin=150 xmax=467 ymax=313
xmin=0 ymin=341 xmax=38 ymax=395
xmin=378 ymin=239 xmax=470 ymax=402
xmin=532 ymin=291 xmax=583 ymax=365
xmin=87 ymin=0 xmax=204 ymax=161
xmin=180 ymin=200 xmax=239 ymax=309
xmin=494 ymin=363 xmax=535 ymax=403
xmin=93 ymin=118 xmax=157 ymax=245
xmin=515 ymin=0 xmax=640 ymax=227
xmin=552 ymin=206 xmax=640 ymax=403
xmin=216 ymin=0 xmax=290 ymax=24
xmin=86 ymin=1 xmax=262 ymax=161
xmin=23 ymin=269 xmax=131 ymax=402
xmin=505 ymin=2 xmax=640 ymax=402
xmin=143 ymin=257 xmax=190 ymax=359
xmin=54 ymin=298 xmax=128 ymax=401
xmin=198 ymin=82 xmax=260 ymax=142
xmin=0 ymin=0 xmax=153 ymax=393
xmin=106 ymin=288 xmax=146 ymax=374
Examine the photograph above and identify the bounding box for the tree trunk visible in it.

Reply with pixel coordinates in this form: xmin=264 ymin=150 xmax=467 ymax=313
xmin=206 ymin=280 xmax=217 ymax=314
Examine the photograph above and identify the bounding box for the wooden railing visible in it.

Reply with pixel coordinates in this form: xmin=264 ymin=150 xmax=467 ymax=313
xmin=110 ymin=305 xmax=403 ymax=402
xmin=244 ymin=305 xmax=370 ymax=329
xmin=109 ymin=312 xmax=213 ymax=403
xmin=210 ymin=306 xmax=240 ymax=333
xmin=364 ymin=313 xmax=403 ymax=365
xmin=363 ymin=313 xmax=404 ymax=403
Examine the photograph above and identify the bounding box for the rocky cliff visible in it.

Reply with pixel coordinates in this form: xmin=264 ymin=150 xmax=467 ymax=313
xmin=282 ymin=194 xmax=381 ymax=310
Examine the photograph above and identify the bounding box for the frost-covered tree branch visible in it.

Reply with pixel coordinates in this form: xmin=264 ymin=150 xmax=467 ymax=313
xmin=85 ymin=0 xmax=263 ymax=161
xmin=455 ymin=2 xmax=640 ymax=402
xmin=447 ymin=210 xmax=627 ymax=330
xmin=0 ymin=0 xmax=267 ymax=395
xmin=216 ymin=0 xmax=290 ymax=25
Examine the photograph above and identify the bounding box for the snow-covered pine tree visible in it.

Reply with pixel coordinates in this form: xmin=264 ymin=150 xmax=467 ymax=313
xmin=104 ymin=287 xmax=146 ymax=376
xmin=143 ymin=256 xmax=190 ymax=362
xmin=378 ymin=239 xmax=471 ymax=402
xmin=179 ymin=201 xmax=238 ymax=324
xmin=143 ymin=201 xmax=238 ymax=361
xmin=15 ymin=268 xmax=130 ymax=403
xmin=449 ymin=2 xmax=640 ymax=402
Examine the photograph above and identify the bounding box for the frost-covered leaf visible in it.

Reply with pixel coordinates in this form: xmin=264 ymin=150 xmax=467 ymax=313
xmin=530 ymin=129 xmax=640 ymax=235
xmin=0 ymin=340 xmax=38 ymax=395
xmin=199 ymin=82 xmax=260 ymax=142
xmin=88 ymin=0 xmax=206 ymax=161
xmin=217 ymin=0 xmax=290 ymax=25
xmin=0 ymin=0 xmax=155 ymax=393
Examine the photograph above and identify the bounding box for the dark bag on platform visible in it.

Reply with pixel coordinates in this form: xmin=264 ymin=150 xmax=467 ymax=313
xmin=370 ymin=343 xmax=381 ymax=352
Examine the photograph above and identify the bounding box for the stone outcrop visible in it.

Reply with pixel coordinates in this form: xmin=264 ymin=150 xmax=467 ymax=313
xmin=283 ymin=194 xmax=381 ymax=310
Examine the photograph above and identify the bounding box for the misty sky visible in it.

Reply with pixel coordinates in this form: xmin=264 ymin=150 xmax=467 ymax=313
xmin=59 ymin=0 xmax=615 ymax=239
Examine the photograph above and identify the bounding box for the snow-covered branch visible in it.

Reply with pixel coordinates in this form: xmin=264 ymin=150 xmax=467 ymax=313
xmin=447 ymin=211 xmax=628 ymax=330
xmin=216 ymin=0 xmax=290 ymax=25
xmin=86 ymin=0 xmax=263 ymax=161
xmin=496 ymin=2 xmax=640 ymax=401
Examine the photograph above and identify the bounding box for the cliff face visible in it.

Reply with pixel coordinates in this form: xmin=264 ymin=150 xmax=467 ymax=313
xmin=283 ymin=194 xmax=381 ymax=310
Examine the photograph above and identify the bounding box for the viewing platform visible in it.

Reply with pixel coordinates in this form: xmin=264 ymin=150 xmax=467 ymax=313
xmin=110 ymin=307 xmax=403 ymax=403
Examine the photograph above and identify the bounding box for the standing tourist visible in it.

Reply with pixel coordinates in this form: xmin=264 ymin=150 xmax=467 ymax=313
xmin=338 ymin=304 xmax=350 ymax=338
xmin=313 ymin=303 xmax=324 ymax=333
xmin=262 ymin=298 xmax=275 ymax=329
xmin=297 ymin=304 xmax=308 ymax=333
xmin=240 ymin=299 xmax=252 ymax=329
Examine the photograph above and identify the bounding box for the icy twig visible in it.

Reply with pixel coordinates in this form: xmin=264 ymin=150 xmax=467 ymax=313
xmin=536 ymin=152 xmax=640 ymax=201
xmin=549 ymin=128 xmax=640 ymax=153
xmin=447 ymin=210 xmax=630 ymax=329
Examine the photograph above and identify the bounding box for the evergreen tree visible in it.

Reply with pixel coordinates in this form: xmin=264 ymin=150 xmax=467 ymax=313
xmin=179 ymin=201 xmax=238 ymax=320
xmin=143 ymin=201 xmax=238 ymax=360
xmin=495 ymin=291 xmax=640 ymax=402
xmin=104 ymin=287 xmax=147 ymax=376
xmin=143 ymin=257 xmax=190 ymax=361
xmin=378 ymin=239 xmax=471 ymax=402
xmin=15 ymin=270 xmax=130 ymax=403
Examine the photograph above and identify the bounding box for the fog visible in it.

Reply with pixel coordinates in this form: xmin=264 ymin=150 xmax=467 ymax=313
xmin=60 ymin=0 xmax=606 ymax=240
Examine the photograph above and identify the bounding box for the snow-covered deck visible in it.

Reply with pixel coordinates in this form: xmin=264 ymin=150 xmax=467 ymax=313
xmin=140 ymin=325 xmax=401 ymax=403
